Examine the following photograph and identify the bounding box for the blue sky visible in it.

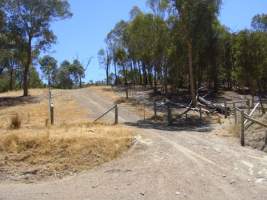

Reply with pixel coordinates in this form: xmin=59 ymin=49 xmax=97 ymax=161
xmin=49 ymin=0 xmax=267 ymax=82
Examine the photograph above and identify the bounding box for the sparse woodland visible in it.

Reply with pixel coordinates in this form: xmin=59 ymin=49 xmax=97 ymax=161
xmin=0 ymin=0 xmax=267 ymax=102
xmin=99 ymin=0 xmax=267 ymax=105
xmin=0 ymin=0 xmax=87 ymax=94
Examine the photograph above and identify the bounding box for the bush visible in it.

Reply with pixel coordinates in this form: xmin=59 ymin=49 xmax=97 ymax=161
xmin=10 ymin=114 xmax=21 ymax=129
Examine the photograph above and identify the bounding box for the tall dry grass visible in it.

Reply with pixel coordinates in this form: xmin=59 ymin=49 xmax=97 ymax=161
xmin=0 ymin=123 xmax=133 ymax=181
xmin=0 ymin=89 xmax=134 ymax=182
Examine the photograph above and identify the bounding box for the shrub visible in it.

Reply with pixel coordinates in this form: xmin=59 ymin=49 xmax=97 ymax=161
xmin=10 ymin=114 xmax=21 ymax=129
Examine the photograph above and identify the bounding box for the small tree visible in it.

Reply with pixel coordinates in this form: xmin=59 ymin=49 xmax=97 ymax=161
xmin=56 ymin=60 xmax=73 ymax=89
xmin=2 ymin=0 xmax=72 ymax=96
xmin=98 ymin=49 xmax=111 ymax=85
xmin=252 ymin=14 xmax=267 ymax=32
xmin=71 ymin=59 xmax=85 ymax=88
xmin=39 ymin=55 xmax=57 ymax=87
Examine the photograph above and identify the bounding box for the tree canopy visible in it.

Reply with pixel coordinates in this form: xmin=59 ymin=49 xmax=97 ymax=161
xmin=1 ymin=0 xmax=72 ymax=95
xmin=99 ymin=0 xmax=267 ymax=101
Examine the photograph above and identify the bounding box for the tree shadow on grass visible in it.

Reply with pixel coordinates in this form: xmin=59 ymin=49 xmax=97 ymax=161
xmin=0 ymin=96 xmax=39 ymax=108
xmin=125 ymin=116 xmax=214 ymax=133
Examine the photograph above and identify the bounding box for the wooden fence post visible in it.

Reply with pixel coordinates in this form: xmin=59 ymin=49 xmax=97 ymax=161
xmin=199 ymin=106 xmax=202 ymax=121
xmin=224 ymin=101 xmax=228 ymax=119
xmin=233 ymin=103 xmax=237 ymax=125
xmin=241 ymin=111 xmax=245 ymax=146
xmin=167 ymin=105 xmax=172 ymax=126
xmin=154 ymin=101 xmax=157 ymax=118
xmin=115 ymin=105 xmax=118 ymax=125
xmin=126 ymin=86 xmax=129 ymax=99
xmin=265 ymin=131 xmax=267 ymax=147
xmin=50 ymin=103 xmax=54 ymax=125
xmin=143 ymin=104 xmax=146 ymax=121
xmin=251 ymin=96 xmax=255 ymax=108
xmin=247 ymin=99 xmax=251 ymax=114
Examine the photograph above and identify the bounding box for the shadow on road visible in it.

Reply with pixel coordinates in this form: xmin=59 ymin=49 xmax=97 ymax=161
xmin=125 ymin=116 xmax=214 ymax=133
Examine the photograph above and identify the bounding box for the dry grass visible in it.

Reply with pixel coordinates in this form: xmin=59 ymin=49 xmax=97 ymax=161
xmin=0 ymin=89 xmax=88 ymax=129
xmin=0 ymin=123 xmax=133 ymax=182
xmin=89 ymin=86 xmax=120 ymax=101
xmin=227 ymin=122 xmax=240 ymax=137
xmin=0 ymin=89 xmax=134 ymax=182
xmin=87 ymin=86 xmax=155 ymax=119
xmin=9 ymin=114 xmax=21 ymax=129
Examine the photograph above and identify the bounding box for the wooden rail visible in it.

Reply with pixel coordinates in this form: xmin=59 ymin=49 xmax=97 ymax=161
xmin=240 ymin=111 xmax=267 ymax=146
xmin=93 ymin=104 xmax=119 ymax=125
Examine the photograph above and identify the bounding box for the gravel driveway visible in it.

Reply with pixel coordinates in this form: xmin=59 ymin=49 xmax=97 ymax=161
xmin=0 ymin=87 xmax=267 ymax=200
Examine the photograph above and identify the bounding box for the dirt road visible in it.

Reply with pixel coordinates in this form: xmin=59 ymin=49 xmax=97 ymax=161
xmin=0 ymin=87 xmax=267 ymax=200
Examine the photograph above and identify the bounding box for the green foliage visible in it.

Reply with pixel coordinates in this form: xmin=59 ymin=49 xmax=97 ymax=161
xmin=252 ymin=14 xmax=267 ymax=32
xmin=1 ymin=0 xmax=72 ymax=96
xmin=0 ymin=72 xmax=10 ymax=93
xmin=55 ymin=59 xmax=85 ymax=89
xmin=29 ymin=66 xmax=43 ymax=88
xmin=233 ymin=30 xmax=267 ymax=93
xmin=102 ymin=0 xmax=267 ymax=97
xmin=98 ymin=48 xmax=112 ymax=85
xmin=56 ymin=60 xmax=73 ymax=89
xmin=39 ymin=55 xmax=58 ymax=86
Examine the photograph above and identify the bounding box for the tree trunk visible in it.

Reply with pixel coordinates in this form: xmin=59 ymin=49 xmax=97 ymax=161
xmin=79 ymin=76 xmax=82 ymax=88
xmin=138 ymin=62 xmax=142 ymax=85
xmin=9 ymin=67 xmax=14 ymax=91
xmin=23 ymin=37 xmax=32 ymax=96
xmin=164 ymin=64 xmax=168 ymax=95
xmin=257 ymin=80 xmax=266 ymax=114
xmin=114 ymin=63 xmax=118 ymax=85
xmin=153 ymin=66 xmax=157 ymax=94
xmin=187 ymin=40 xmax=197 ymax=106
xmin=106 ymin=64 xmax=109 ymax=86
xmin=142 ymin=63 xmax=147 ymax=87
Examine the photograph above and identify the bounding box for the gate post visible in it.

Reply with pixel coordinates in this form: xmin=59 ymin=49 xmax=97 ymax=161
xmin=115 ymin=105 xmax=118 ymax=125
xmin=199 ymin=106 xmax=203 ymax=121
xmin=154 ymin=101 xmax=157 ymax=118
xmin=224 ymin=101 xmax=228 ymax=119
xmin=167 ymin=105 xmax=172 ymax=126
xmin=247 ymin=99 xmax=251 ymax=114
xmin=233 ymin=103 xmax=237 ymax=124
xmin=50 ymin=103 xmax=54 ymax=125
xmin=241 ymin=111 xmax=245 ymax=146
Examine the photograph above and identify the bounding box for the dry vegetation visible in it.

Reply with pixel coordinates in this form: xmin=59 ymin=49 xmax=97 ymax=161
xmin=0 ymin=89 xmax=88 ymax=128
xmin=0 ymin=123 xmax=133 ymax=183
xmin=0 ymin=89 xmax=134 ymax=183
xmin=90 ymin=86 xmax=155 ymax=119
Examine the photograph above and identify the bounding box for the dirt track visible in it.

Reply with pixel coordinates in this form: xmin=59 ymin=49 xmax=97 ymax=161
xmin=0 ymin=87 xmax=267 ymax=200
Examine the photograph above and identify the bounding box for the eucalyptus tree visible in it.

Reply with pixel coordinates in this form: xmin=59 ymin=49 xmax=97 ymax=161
xmin=126 ymin=13 xmax=155 ymax=86
xmin=56 ymin=60 xmax=73 ymax=89
xmin=1 ymin=0 xmax=72 ymax=96
xmin=130 ymin=6 xmax=143 ymax=20
xmin=230 ymin=29 xmax=266 ymax=114
xmin=71 ymin=59 xmax=85 ymax=88
xmin=250 ymin=14 xmax=267 ymax=93
xmin=39 ymin=55 xmax=58 ymax=87
xmin=145 ymin=0 xmax=170 ymax=92
xmin=98 ymin=48 xmax=112 ymax=85
xmin=106 ymin=20 xmax=129 ymax=85
xmin=252 ymin=14 xmax=267 ymax=32
xmin=171 ymin=0 xmax=222 ymax=105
